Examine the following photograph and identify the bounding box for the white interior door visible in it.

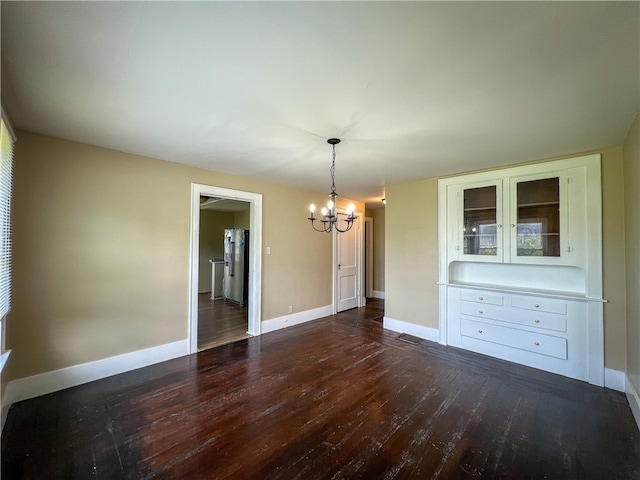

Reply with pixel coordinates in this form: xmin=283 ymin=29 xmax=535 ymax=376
xmin=336 ymin=217 xmax=359 ymax=312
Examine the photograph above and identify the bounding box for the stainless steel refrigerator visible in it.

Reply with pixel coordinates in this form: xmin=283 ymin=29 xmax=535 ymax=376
xmin=223 ymin=228 xmax=249 ymax=306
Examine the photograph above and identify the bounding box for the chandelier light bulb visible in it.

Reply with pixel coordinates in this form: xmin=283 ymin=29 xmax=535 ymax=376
xmin=310 ymin=204 xmax=316 ymax=213
xmin=321 ymin=207 xmax=328 ymax=217
xmin=327 ymin=200 xmax=334 ymax=210
xmin=347 ymin=203 xmax=354 ymax=215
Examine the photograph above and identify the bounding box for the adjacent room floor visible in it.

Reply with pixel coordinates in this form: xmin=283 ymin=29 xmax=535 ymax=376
xmin=197 ymin=292 xmax=250 ymax=351
xmin=3 ymin=298 xmax=639 ymax=479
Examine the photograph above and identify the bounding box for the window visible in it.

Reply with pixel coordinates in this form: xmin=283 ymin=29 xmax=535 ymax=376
xmin=0 ymin=112 xmax=15 ymax=367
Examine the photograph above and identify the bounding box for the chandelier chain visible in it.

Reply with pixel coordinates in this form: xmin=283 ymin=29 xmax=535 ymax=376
xmin=330 ymin=144 xmax=337 ymax=195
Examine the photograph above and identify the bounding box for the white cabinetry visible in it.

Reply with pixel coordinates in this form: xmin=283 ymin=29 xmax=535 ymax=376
xmin=447 ymin=165 xmax=588 ymax=267
xmin=448 ymin=286 xmax=589 ymax=381
xmin=438 ymin=154 xmax=604 ymax=385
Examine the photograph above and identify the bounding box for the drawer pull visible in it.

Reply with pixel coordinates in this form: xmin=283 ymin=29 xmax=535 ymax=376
xmin=479 ymin=297 xmax=484 ymax=301
xmin=478 ymin=329 xmax=483 ymax=334
xmin=534 ymin=319 xmax=540 ymax=323
xmin=534 ymin=304 xmax=540 ymax=308
xmin=534 ymin=341 xmax=540 ymax=346
xmin=479 ymin=310 xmax=484 ymax=314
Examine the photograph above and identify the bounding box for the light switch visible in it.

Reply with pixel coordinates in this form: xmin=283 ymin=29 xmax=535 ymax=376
xmin=266 ymin=246 xmax=271 ymax=255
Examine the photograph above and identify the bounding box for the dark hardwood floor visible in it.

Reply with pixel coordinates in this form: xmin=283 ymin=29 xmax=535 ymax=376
xmin=3 ymin=298 xmax=639 ymax=479
xmin=198 ymin=293 xmax=250 ymax=351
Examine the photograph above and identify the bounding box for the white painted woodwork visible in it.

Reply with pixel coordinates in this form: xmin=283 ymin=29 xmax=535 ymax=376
xmin=438 ymin=154 xmax=604 ymax=385
xmin=189 ymin=184 xmax=262 ymax=354
xmin=336 ymin=216 xmax=359 ymax=312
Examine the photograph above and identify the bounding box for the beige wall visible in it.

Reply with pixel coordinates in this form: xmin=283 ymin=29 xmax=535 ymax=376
xmin=600 ymin=147 xmax=627 ymax=372
xmin=8 ymin=131 xmax=363 ymax=381
xmin=234 ymin=209 xmax=250 ymax=230
xmin=198 ymin=209 xmax=233 ymax=292
xmin=385 ymin=147 xmax=629 ymax=370
xmin=372 ymin=208 xmax=386 ymax=293
xmin=624 ymin=112 xmax=640 ymax=391
xmin=385 ymin=178 xmax=439 ymax=328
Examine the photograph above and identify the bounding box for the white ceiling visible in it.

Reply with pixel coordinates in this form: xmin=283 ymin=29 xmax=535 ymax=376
xmin=2 ymin=2 xmax=638 ymax=206
xmin=200 ymin=196 xmax=249 ymax=212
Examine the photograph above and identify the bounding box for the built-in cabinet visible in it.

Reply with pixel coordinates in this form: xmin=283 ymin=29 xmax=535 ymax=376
xmin=438 ymin=154 xmax=604 ymax=385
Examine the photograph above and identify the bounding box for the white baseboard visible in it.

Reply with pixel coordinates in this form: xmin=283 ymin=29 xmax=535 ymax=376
xmin=1 ymin=339 xmax=189 ymax=431
xmin=383 ymin=316 xmax=440 ymax=343
xmin=604 ymin=368 xmax=626 ymax=392
xmin=626 ymin=374 xmax=640 ymax=433
xmin=261 ymin=305 xmax=333 ymax=334
xmin=372 ymin=290 xmax=385 ymax=299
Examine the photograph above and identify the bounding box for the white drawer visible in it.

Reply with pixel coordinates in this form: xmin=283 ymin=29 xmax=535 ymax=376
xmin=460 ymin=303 xmax=567 ymax=332
xmin=460 ymin=302 xmax=503 ymax=320
xmin=460 ymin=319 xmax=567 ymax=359
xmin=511 ymin=296 xmax=567 ymax=315
xmin=460 ymin=290 xmax=504 ymax=306
xmin=512 ymin=311 xmax=567 ymax=332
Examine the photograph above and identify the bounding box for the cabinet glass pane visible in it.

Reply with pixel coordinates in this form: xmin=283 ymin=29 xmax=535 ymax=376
xmin=516 ymin=177 xmax=560 ymax=257
xmin=463 ymin=186 xmax=497 ymax=256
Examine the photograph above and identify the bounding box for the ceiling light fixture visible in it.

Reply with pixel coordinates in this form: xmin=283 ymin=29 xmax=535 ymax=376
xmin=308 ymin=138 xmax=356 ymax=233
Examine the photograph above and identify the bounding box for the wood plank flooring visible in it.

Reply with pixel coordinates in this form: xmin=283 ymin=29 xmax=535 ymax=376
xmin=3 ymin=298 xmax=639 ymax=479
xmin=197 ymin=293 xmax=250 ymax=350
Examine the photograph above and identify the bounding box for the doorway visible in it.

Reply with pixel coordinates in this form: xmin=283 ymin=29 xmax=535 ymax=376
xmin=189 ymin=184 xmax=262 ymax=354
xmin=334 ymin=208 xmax=364 ymax=313
xmin=197 ymin=197 xmax=250 ymax=350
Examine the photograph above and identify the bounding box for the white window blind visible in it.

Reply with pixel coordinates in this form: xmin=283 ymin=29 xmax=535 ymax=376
xmin=0 ymin=117 xmax=15 ymax=321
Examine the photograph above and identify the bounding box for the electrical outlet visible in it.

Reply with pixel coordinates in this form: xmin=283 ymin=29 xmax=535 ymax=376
xmin=288 ymin=305 xmax=293 ymax=314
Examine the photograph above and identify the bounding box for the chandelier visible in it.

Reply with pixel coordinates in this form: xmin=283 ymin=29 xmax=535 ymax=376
xmin=308 ymin=138 xmax=357 ymax=233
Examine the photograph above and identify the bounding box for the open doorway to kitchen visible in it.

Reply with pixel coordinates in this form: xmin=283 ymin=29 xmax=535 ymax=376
xmin=189 ymin=184 xmax=262 ymax=354
xmin=198 ymin=197 xmax=250 ymax=350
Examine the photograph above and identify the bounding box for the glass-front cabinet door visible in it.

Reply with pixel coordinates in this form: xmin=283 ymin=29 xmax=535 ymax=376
xmin=456 ymin=180 xmax=504 ymax=262
xmin=509 ymin=173 xmax=566 ymax=264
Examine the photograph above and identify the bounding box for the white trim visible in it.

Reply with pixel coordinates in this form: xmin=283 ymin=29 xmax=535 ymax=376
xmin=189 ymin=184 xmax=262 ymax=354
xmin=358 ymin=209 xmax=365 ymax=307
xmin=1 ymin=339 xmax=189 ymax=431
xmin=604 ymin=368 xmax=626 ymax=392
xmin=372 ymin=290 xmax=385 ymax=299
xmin=383 ymin=316 xmax=440 ymax=343
xmin=626 ymin=374 xmax=640 ymax=433
xmin=438 ymin=283 xmax=448 ymax=345
xmin=261 ymin=305 xmax=333 ymax=334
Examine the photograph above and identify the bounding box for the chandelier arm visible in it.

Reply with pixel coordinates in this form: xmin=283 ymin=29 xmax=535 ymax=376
xmin=333 ymin=222 xmax=354 ymax=233
xmin=308 ymin=217 xmax=333 ymax=233
xmin=333 ymin=214 xmax=356 ymax=233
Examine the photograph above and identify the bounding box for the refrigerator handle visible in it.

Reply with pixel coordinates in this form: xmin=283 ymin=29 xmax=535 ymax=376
xmin=229 ymin=241 xmax=235 ymax=277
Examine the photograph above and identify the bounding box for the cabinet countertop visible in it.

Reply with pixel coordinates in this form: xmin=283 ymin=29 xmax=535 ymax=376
xmin=438 ymin=281 xmax=606 ymax=303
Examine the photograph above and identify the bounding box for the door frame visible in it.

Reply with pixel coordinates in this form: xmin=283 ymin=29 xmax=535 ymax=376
xmin=333 ymin=208 xmax=365 ymax=313
xmin=188 ymin=184 xmax=262 ymax=354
